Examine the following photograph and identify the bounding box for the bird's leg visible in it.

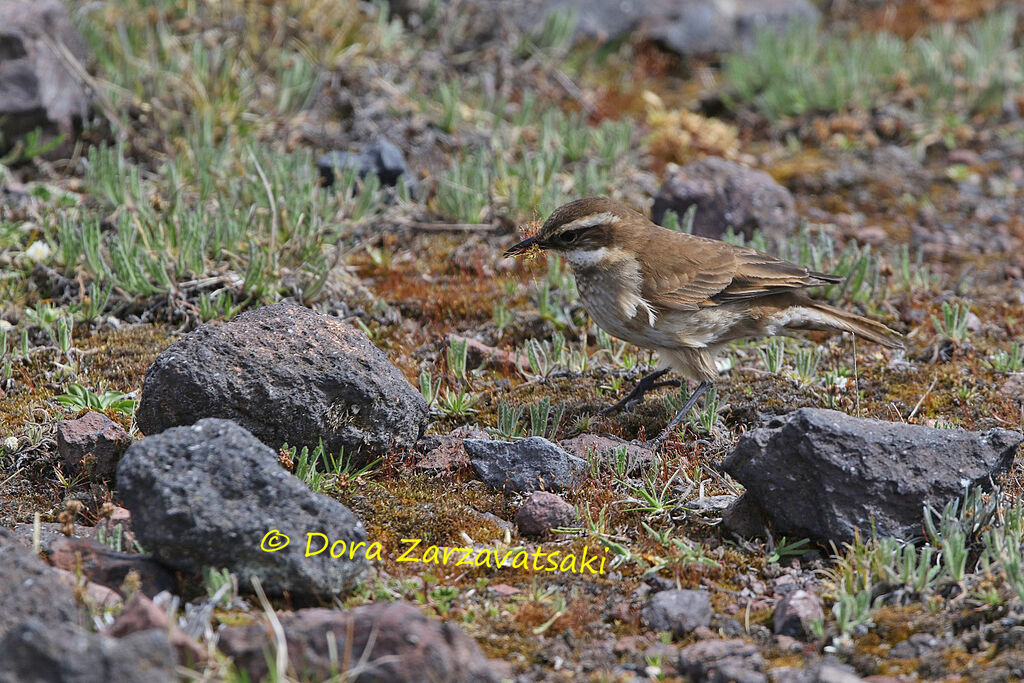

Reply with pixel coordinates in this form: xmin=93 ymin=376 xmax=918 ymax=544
xmin=652 ymin=380 xmax=713 ymax=445
xmin=601 ymin=367 xmax=675 ymax=415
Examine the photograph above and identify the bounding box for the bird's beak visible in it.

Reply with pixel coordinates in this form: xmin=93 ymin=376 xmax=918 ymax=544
xmin=503 ymin=235 xmax=538 ymax=257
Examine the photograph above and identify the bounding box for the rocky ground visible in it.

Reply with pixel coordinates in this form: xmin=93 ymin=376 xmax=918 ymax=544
xmin=1 ymin=0 xmax=1023 ymax=681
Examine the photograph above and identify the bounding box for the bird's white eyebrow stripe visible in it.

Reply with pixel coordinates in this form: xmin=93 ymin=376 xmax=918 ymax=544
xmin=561 ymin=212 xmax=621 ymax=231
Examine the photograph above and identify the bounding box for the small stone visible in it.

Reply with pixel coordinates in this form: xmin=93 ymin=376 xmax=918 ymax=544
xmin=488 ymin=584 xmax=521 ymax=598
xmin=465 ymin=437 xmax=586 ymax=493
xmin=52 ymin=568 xmax=123 ymax=611
xmin=652 ymin=157 xmax=797 ymax=243
xmin=218 ymin=602 xmax=507 ymax=682
xmin=773 ymin=589 xmax=824 ymax=639
xmin=46 ymin=536 xmax=174 ymax=598
xmin=105 ymin=595 xmax=206 ymax=666
xmin=641 ymin=589 xmax=713 ymax=638
xmin=56 ymin=411 xmax=132 ymax=484
xmin=317 ymin=138 xmax=416 ymax=194
xmin=559 ymin=433 xmax=656 ymax=474
xmin=515 ymin=492 xmax=575 ymax=537
xmin=678 ymin=638 xmax=766 ymax=683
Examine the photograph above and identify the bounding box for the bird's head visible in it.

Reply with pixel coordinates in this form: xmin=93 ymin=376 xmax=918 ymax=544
xmin=503 ymin=197 xmax=643 ymax=267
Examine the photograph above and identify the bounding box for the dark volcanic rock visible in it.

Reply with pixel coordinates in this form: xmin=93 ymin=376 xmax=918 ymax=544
xmin=219 ymin=601 xmax=507 ymax=682
xmin=651 ymin=157 xmax=797 ymax=242
xmin=317 ymin=138 xmax=417 ymax=194
xmin=678 ymin=639 xmax=766 ymax=683
xmin=464 ymin=436 xmax=586 ymax=493
xmin=722 ymin=408 xmax=1022 ymax=544
xmin=641 ymin=589 xmax=713 ymax=637
xmin=136 ymin=302 xmax=428 ymax=466
xmin=0 ymin=529 xmax=80 ymax=639
xmin=0 ymin=619 xmax=175 ymax=683
xmin=56 ymin=411 xmax=131 ymax=483
xmin=0 ymin=0 xmax=92 ymax=153
xmin=515 ymin=491 xmax=575 ymax=537
xmin=117 ymin=418 xmax=369 ymax=602
xmin=46 ymin=536 xmax=174 ymax=598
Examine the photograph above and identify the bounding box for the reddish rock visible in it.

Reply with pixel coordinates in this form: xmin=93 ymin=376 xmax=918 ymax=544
xmin=773 ymin=589 xmax=824 ymax=639
xmin=414 ymin=426 xmax=486 ymax=471
xmin=488 ymin=583 xmax=521 ymax=598
xmin=559 ymin=434 xmax=656 ymax=474
xmin=515 ymin=491 xmax=575 ymax=537
xmin=105 ymin=595 xmax=206 ymax=666
xmin=52 ymin=567 xmax=122 ymax=610
xmin=46 ymin=536 xmax=175 ymax=598
xmin=56 ymin=411 xmax=132 ymax=483
xmin=218 ymin=602 xmax=507 ymax=682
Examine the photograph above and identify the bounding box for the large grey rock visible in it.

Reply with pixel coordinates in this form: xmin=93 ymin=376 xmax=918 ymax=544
xmin=0 ymin=0 xmax=92 ymax=152
xmin=641 ymin=589 xmax=712 ymax=637
xmin=117 ymin=418 xmax=369 ymax=602
xmin=464 ymin=436 xmax=586 ymax=493
xmin=219 ymin=602 xmax=508 ymax=682
xmin=652 ymin=157 xmax=797 ymax=242
xmin=722 ymin=408 xmax=1023 ymax=544
xmin=0 ymin=528 xmax=80 ymax=639
xmin=136 ymin=302 xmax=428 ymax=467
xmin=0 ymin=619 xmax=175 ymax=683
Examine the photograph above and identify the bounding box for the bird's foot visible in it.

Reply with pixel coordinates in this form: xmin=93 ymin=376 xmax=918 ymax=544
xmin=650 ymin=380 xmax=713 ymax=446
xmin=600 ymin=368 xmax=673 ymax=415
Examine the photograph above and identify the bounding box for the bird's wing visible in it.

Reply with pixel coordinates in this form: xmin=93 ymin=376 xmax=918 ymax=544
xmin=639 ymin=231 xmax=840 ymax=311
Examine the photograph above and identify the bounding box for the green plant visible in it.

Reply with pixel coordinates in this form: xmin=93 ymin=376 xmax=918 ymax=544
xmin=203 ymin=567 xmax=237 ymax=607
xmin=55 ymin=383 xmax=136 ymax=416
xmin=793 ymin=345 xmax=821 ymax=384
xmin=990 ymin=343 xmax=1023 ymax=373
xmin=437 ymin=386 xmax=479 ymax=416
xmin=619 ymin=470 xmax=683 ymax=517
xmin=492 ymin=301 xmax=513 ymax=333
xmin=769 ymin=537 xmax=812 ymax=564
xmin=447 ymin=336 xmax=470 ymax=382
xmin=527 ymin=397 xmax=564 ymax=439
xmin=931 ymin=301 xmax=972 ymax=343
xmin=489 ymin=401 xmax=525 ymax=440
xmin=759 ymin=337 xmax=786 ymax=374
xmin=419 ymin=370 xmax=442 ymax=407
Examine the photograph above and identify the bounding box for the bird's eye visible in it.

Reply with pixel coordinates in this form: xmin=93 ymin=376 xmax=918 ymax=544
xmin=563 ymin=229 xmax=580 ymax=243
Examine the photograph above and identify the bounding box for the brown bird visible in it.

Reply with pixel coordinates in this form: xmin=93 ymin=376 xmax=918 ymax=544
xmin=504 ymin=197 xmax=903 ymax=443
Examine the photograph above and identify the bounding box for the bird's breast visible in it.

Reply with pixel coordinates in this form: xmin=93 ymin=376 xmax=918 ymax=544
xmin=573 ymin=262 xmax=661 ymax=346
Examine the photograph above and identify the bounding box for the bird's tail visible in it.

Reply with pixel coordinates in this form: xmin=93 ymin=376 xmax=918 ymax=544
xmin=799 ymin=302 xmax=904 ymax=349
